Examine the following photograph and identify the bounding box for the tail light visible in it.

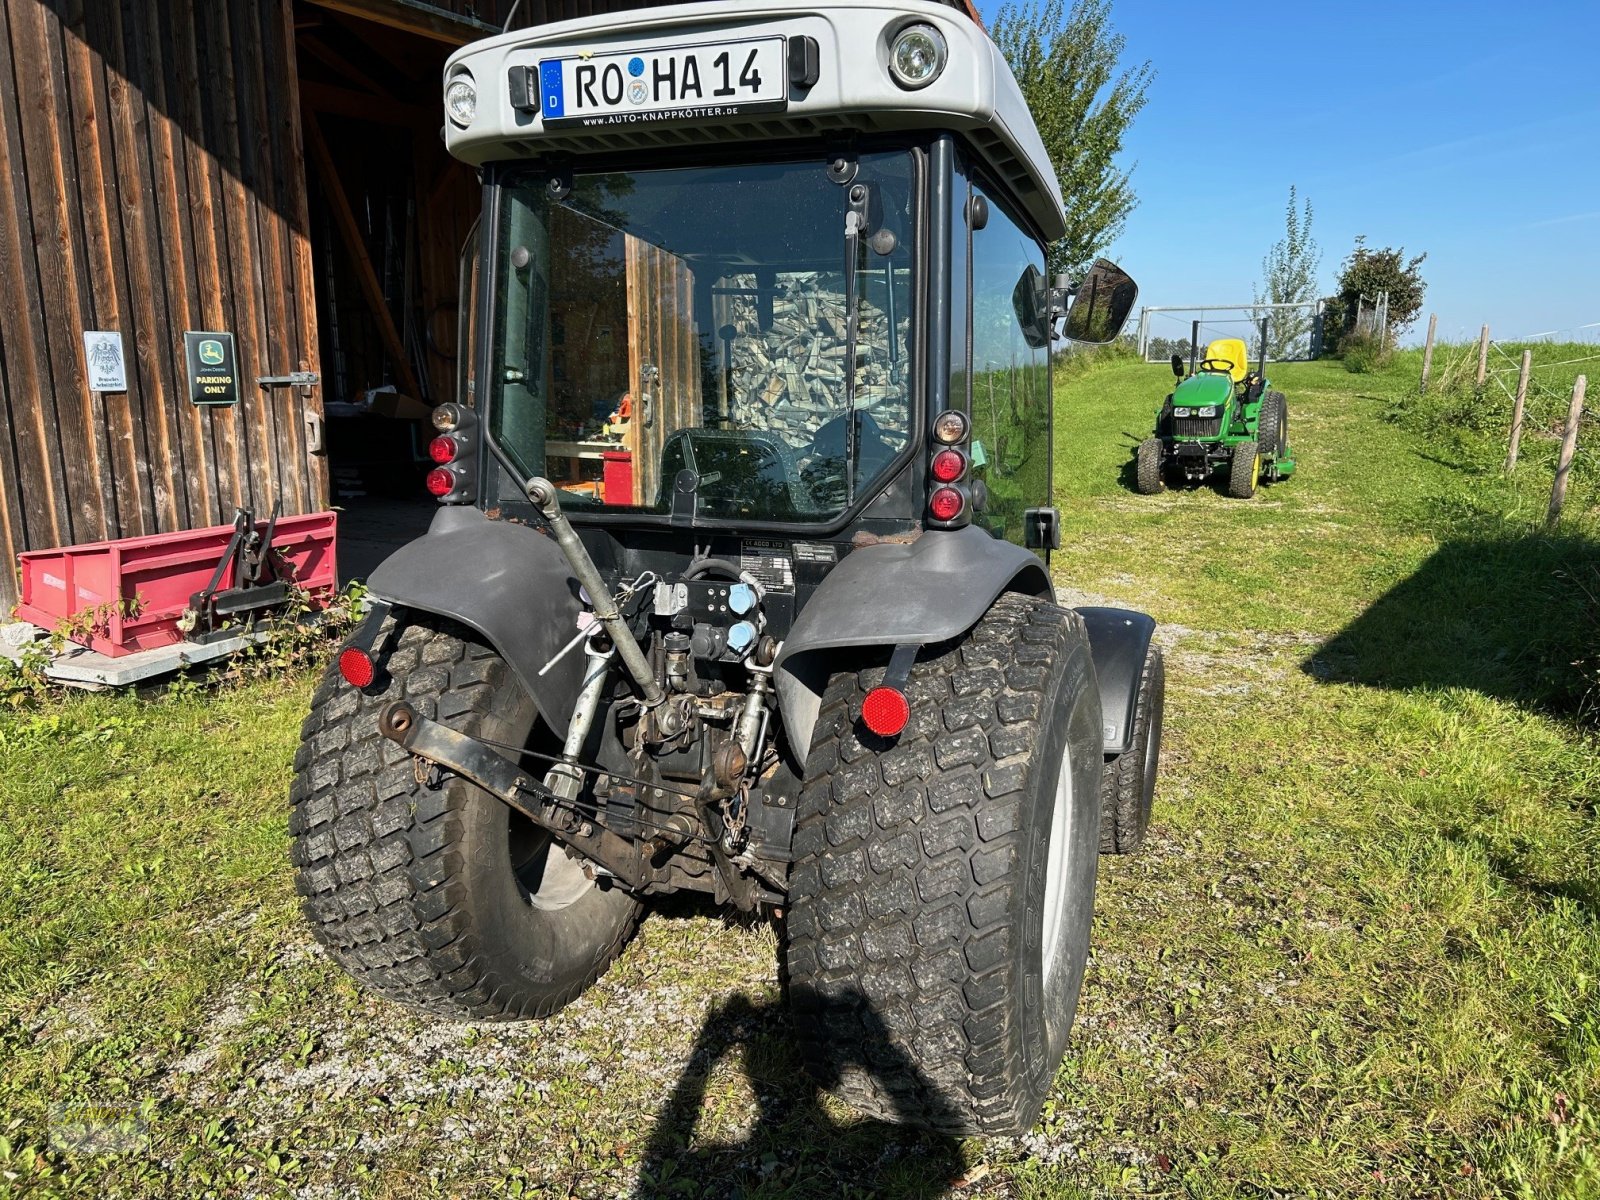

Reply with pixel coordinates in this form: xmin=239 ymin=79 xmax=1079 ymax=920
xmin=931 ymin=448 xmax=966 ymax=483
xmin=426 ymin=405 xmax=478 ymax=503
xmin=929 ymin=486 xmax=966 ymax=522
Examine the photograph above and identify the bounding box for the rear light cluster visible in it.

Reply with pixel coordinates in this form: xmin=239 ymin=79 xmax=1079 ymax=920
xmin=427 ymin=403 xmax=478 ymax=503
xmin=927 ymin=408 xmax=970 ymax=526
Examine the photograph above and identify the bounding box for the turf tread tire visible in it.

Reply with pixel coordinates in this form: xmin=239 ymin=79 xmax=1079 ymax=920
xmin=1098 ymin=646 xmax=1164 ymax=854
xmin=289 ymin=615 xmax=640 ymax=1021
xmin=784 ymin=593 xmax=1100 ymax=1135
xmin=1135 ymin=437 xmax=1165 ymax=494
xmin=1257 ymin=392 xmax=1288 ymax=473
xmin=1227 ymin=439 xmax=1260 ymax=499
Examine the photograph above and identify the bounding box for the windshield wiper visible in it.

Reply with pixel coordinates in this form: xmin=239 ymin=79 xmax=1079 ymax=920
xmin=840 ymin=182 xmax=882 ymax=505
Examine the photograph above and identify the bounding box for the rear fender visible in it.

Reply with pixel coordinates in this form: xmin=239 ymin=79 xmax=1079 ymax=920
xmin=773 ymin=526 xmax=1052 ymax=764
xmin=1076 ymin=606 xmax=1157 ymax=755
xmin=366 ymin=507 xmax=584 ymax=737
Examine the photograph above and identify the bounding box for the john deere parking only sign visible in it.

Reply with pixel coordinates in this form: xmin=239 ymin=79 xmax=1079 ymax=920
xmin=184 ymin=331 xmax=238 ymax=406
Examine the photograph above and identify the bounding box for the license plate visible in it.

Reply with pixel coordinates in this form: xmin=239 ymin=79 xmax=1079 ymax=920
xmin=538 ymin=37 xmax=787 ymax=128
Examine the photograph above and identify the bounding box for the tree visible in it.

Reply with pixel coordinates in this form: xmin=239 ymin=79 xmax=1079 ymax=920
xmin=991 ymin=0 xmax=1152 ymax=279
xmin=1253 ymin=186 xmax=1320 ymax=361
xmin=1322 ymin=237 xmax=1427 ymax=347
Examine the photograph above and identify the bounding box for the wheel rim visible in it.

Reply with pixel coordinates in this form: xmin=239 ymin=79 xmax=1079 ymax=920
xmin=1041 ymin=740 xmax=1074 ymax=980
xmin=509 ymin=819 xmax=593 ymax=911
xmin=1250 ymin=454 xmax=1261 ymax=490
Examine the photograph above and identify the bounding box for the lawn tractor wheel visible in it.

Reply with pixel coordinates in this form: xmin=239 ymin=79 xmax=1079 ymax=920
xmin=1257 ymin=392 xmax=1289 ymax=476
xmin=289 ymin=613 xmax=641 ymax=1021
xmin=1135 ymin=437 xmax=1165 ymax=494
xmin=783 ymin=593 xmax=1103 ymax=1136
xmin=1099 ymin=643 xmax=1164 ymax=855
xmin=1226 ymin=440 xmax=1262 ymax=499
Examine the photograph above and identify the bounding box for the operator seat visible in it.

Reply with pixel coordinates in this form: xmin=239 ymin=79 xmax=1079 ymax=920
xmin=810 ymin=411 xmax=895 ymax=478
xmin=1202 ymin=337 xmax=1250 ymax=384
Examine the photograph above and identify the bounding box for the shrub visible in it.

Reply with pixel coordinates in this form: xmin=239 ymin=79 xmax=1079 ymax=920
xmin=1340 ymin=330 xmax=1391 ymax=374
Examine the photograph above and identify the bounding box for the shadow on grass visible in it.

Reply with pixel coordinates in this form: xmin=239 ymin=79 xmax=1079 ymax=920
xmin=1304 ymin=532 xmax=1600 ymax=723
xmin=631 ymin=993 xmax=962 ymax=1200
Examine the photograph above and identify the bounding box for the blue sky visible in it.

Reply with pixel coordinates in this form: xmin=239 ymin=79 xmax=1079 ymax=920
xmin=978 ymin=0 xmax=1600 ymax=344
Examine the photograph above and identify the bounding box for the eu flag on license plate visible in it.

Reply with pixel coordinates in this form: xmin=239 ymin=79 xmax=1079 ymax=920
xmin=540 ymin=60 xmax=564 ymax=119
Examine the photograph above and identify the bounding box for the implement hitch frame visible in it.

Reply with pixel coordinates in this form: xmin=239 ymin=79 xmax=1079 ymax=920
xmin=375 ymin=700 xmax=653 ymax=887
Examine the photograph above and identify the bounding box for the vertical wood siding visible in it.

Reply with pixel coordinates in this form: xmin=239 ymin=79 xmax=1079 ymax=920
xmin=0 ymin=0 xmax=324 ymax=613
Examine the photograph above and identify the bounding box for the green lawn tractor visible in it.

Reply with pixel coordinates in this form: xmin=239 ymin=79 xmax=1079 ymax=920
xmin=1135 ymin=325 xmax=1295 ymax=499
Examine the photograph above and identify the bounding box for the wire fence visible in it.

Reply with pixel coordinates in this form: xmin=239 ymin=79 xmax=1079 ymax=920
xmin=1135 ymin=302 xmax=1324 ymax=365
xmin=1420 ymin=323 xmax=1598 ymax=525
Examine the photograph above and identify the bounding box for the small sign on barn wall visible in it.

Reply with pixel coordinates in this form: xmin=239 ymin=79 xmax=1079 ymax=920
xmin=83 ymin=331 xmax=127 ymax=392
xmin=183 ymin=331 xmax=238 ymax=406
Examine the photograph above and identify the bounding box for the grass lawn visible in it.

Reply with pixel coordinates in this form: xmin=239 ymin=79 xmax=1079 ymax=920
xmin=1 ymin=354 xmax=1597 ymax=1198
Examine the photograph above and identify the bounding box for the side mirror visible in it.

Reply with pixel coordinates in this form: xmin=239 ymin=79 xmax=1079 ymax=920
xmin=1171 ymin=354 xmax=1184 ymax=379
xmin=1060 ymin=258 xmax=1138 ymax=346
xmin=1012 ymin=263 xmax=1051 ymax=350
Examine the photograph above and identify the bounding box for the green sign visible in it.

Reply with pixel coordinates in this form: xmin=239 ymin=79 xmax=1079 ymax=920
xmin=184 ymin=331 xmax=238 ymax=406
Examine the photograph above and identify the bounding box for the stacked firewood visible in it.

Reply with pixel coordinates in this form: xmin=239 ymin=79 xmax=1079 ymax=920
xmin=725 ymin=272 xmax=910 ymax=447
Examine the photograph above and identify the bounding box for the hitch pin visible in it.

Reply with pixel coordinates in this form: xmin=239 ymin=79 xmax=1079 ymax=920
xmin=538 ymin=611 xmax=601 ymax=677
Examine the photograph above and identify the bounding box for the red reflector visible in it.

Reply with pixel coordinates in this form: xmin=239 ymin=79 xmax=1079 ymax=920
xmin=428 ymin=435 xmax=457 ymax=464
xmin=929 ymin=486 xmax=964 ymax=522
xmin=339 ymin=647 xmax=376 ymax=688
xmin=425 ymin=467 xmax=455 ymax=497
xmin=931 ymin=448 xmax=966 ymax=483
xmin=862 ymin=686 xmax=910 ymax=737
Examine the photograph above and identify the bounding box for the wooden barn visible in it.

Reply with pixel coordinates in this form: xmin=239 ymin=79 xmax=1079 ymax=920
xmin=0 ymin=0 xmax=690 ymax=614
xmin=0 ymin=0 xmax=983 ymax=617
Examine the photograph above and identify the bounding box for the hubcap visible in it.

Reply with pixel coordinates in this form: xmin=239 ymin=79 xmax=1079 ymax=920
xmin=1041 ymin=740 xmax=1074 ymax=981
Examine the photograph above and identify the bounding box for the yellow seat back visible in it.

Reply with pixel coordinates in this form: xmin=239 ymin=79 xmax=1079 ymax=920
xmin=1203 ymin=337 xmax=1249 ymax=383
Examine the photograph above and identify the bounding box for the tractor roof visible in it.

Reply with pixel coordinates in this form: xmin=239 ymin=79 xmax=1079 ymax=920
xmin=442 ymin=0 xmax=1066 ymax=242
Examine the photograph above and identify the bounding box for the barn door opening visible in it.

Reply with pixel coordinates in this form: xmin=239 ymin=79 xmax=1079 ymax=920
xmin=292 ymin=1 xmax=482 ymax=579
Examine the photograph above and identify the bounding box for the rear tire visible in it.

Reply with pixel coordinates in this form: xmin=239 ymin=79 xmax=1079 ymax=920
xmin=783 ymin=594 xmax=1103 ymax=1135
xmin=1099 ymin=645 xmax=1164 ymax=854
xmin=289 ymin=614 xmax=641 ymax=1020
xmin=1135 ymin=437 xmax=1165 ymax=494
xmin=1226 ymin=440 xmax=1261 ymax=499
xmin=1257 ymin=392 xmax=1289 ymax=477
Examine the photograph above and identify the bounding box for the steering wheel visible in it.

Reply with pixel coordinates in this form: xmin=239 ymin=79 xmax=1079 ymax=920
xmin=801 ymin=461 xmax=849 ymax=509
xmin=1198 ymin=357 xmax=1236 ymax=375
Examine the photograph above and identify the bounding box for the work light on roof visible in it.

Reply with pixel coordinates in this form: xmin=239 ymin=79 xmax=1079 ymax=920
xmin=889 ymin=24 xmax=947 ymax=90
xmin=445 ymin=75 xmax=477 ymax=127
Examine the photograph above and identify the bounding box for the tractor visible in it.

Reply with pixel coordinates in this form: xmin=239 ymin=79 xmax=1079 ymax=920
xmin=1136 ymin=321 xmax=1296 ymax=498
xmin=289 ymin=0 xmax=1164 ymax=1137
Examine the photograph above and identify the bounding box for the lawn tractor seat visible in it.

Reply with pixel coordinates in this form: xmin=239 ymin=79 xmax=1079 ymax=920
xmin=1201 ymin=337 xmax=1250 ymax=384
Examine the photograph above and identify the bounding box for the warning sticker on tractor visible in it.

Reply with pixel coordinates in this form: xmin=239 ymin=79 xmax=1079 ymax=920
xmin=740 ymin=540 xmax=794 ymax=593
xmin=792 ymin=542 xmax=838 ymax=564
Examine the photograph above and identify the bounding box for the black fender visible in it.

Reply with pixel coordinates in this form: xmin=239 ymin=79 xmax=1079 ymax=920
xmin=365 ymin=506 xmax=584 ymax=738
xmin=1076 ymin=606 xmax=1158 ymax=755
xmin=773 ymin=526 xmax=1052 ymax=764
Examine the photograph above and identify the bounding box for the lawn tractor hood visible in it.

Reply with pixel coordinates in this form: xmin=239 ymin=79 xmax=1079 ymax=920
xmin=441 ymin=0 xmax=1066 ymax=241
xmin=1171 ymin=373 xmax=1233 ymax=410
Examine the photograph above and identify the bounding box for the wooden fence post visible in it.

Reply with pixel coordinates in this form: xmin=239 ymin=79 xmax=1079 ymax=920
xmin=1419 ymin=313 xmax=1438 ymax=393
xmin=1546 ymin=374 xmax=1587 ymax=527
xmin=1475 ymin=324 xmax=1490 ymax=392
xmin=1505 ymin=349 xmax=1532 ymax=471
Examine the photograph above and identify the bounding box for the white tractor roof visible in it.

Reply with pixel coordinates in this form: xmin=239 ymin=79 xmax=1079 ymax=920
xmin=442 ymin=0 xmax=1066 ymax=242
